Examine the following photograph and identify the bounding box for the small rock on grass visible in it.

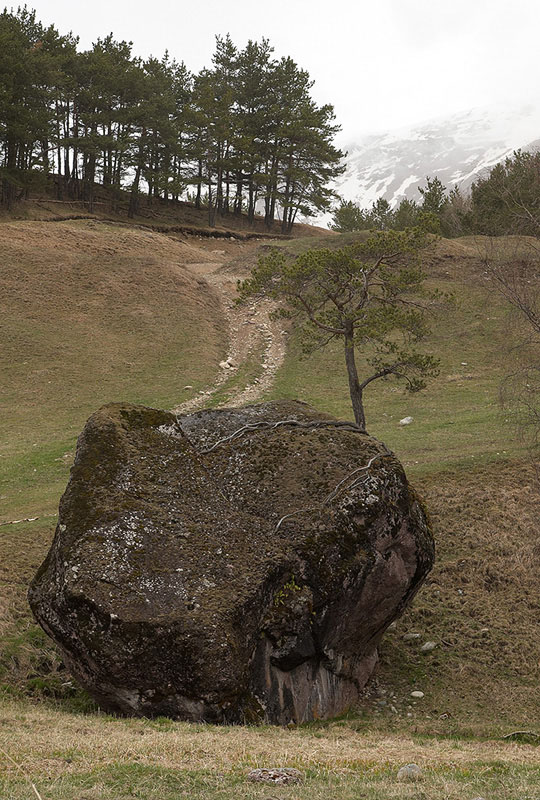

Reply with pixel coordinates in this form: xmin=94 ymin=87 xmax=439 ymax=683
xmin=248 ymin=768 xmax=304 ymax=785
xmin=421 ymin=641 xmax=437 ymax=652
xmin=397 ymin=763 xmax=423 ymax=781
xmin=411 ymin=690 xmax=424 ymax=698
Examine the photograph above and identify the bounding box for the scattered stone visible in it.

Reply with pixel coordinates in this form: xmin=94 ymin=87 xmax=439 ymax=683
xmin=29 ymin=400 xmax=434 ymax=724
xmin=411 ymin=691 xmax=424 ymax=699
xmin=461 ymin=361 xmax=468 ymax=366
xmin=387 ymin=620 xmax=398 ymax=631
xmin=397 ymin=763 xmax=422 ymax=781
xmin=399 ymin=416 xmax=414 ymax=426
xmin=403 ymin=632 xmax=421 ymax=641
xmin=421 ymin=641 xmax=437 ymax=653
xmin=247 ymin=768 xmax=303 ymax=785
xmin=219 ymin=361 xmax=231 ymax=369
xmin=183 ymin=385 xmax=193 ymax=390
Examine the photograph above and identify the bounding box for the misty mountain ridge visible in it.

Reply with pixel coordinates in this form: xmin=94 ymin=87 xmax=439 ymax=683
xmin=330 ymin=102 xmax=540 ymax=214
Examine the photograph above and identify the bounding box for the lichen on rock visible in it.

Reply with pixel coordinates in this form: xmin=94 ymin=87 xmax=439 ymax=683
xmin=29 ymin=400 xmax=434 ymax=724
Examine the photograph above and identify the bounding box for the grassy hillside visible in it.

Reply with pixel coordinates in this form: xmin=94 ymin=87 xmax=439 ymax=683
xmin=0 ymin=219 xmax=226 ymax=523
xmin=0 ymin=188 xmax=333 ymax=241
xmin=266 ymin=234 xmax=529 ymax=472
xmin=1 ymin=223 xmax=539 ymax=800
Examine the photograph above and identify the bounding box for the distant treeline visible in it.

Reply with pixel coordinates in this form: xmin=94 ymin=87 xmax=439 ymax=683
xmin=0 ymin=8 xmax=344 ymax=230
xmin=331 ymin=151 xmax=540 ymax=237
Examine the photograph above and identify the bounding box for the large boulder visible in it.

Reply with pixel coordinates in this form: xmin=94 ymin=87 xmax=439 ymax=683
xmin=29 ymin=400 xmax=434 ymax=724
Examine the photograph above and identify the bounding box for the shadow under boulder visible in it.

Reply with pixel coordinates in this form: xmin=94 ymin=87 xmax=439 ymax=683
xmin=29 ymin=400 xmax=434 ymax=724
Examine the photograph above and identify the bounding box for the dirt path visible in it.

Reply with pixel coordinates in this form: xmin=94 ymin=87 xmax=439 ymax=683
xmin=172 ymin=253 xmax=287 ymax=414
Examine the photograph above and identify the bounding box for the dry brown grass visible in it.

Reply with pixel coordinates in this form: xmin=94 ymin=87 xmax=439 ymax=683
xmin=0 ymin=190 xmax=332 ymax=239
xmin=0 ymin=220 xmax=227 ymax=521
xmin=373 ymin=459 xmax=540 ymax=734
xmin=1 ymin=699 xmax=538 ymax=776
xmin=1 ymin=698 xmax=539 ymax=800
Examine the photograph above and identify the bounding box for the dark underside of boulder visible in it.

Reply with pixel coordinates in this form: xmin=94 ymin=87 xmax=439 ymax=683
xmin=29 ymin=400 xmax=434 ymax=724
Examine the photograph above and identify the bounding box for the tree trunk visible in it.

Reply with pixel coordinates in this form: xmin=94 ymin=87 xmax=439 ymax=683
xmin=86 ymin=153 xmax=96 ymax=213
xmin=248 ymin=179 xmax=255 ymax=225
xmin=208 ymin=179 xmax=215 ymax=227
xmin=128 ymin=164 xmax=142 ymax=219
xmin=344 ymin=325 xmax=366 ymax=430
xmin=72 ymin=106 xmax=80 ymax=199
xmin=195 ymin=160 xmax=202 ymax=209
xmin=281 ymin=175 xmax=291 ymax=234
xmin=216 ymin=164 xmax=223 ymax=215
xmin=234 ymin=160 xmax=243 ymax=215
xmin=3 ymin=139 xmax=17 ymax=209
xmin=55 ymin=100 xmax=62 ymax=194
xmin=224 ymin=171 xmax=230 ymax=214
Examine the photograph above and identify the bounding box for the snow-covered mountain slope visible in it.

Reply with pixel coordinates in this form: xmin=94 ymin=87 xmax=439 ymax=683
xmin=333 ymin=103 xmax=540 ymax=210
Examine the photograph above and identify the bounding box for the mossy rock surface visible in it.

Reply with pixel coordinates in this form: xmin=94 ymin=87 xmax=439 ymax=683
xmin=29 ymin=400 xmax=434 ymax=724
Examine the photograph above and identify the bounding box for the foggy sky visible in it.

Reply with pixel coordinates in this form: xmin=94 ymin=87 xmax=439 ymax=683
xmin=28 ymin=0 xmax=540 ymax=145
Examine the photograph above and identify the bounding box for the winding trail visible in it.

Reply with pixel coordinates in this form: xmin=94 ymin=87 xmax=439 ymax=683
xmin=172 ymin=254 xmax=288 ymax=415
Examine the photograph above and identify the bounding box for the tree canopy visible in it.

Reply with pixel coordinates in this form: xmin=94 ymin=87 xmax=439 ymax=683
xmin=468 ymin=150 xmax=540 ymax=236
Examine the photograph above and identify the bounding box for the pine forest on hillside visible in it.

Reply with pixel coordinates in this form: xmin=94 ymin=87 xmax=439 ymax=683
xmin=0 ymin=7 xmax=344 ymax=230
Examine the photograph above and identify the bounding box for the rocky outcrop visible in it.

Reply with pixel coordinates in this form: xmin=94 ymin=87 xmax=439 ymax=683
xmin=29 ymin=400 xmax=434 ymax=724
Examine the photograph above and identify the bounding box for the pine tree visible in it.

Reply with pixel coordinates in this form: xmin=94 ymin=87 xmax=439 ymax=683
xmin=469 ymin=150 xmax=540 ymax=236
xmin=330 ymin=199 xmax=366 ymax=232
xmin=239 ymin=229 xmax=441 ymax=430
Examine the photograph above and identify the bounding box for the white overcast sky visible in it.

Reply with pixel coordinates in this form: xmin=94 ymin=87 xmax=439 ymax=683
xmin=28 ymin=0 xmax=540 ymax=145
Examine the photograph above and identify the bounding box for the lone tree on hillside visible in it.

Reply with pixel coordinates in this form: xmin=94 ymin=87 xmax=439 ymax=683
xmin=239 ymin=228 xmax=442 ymax=431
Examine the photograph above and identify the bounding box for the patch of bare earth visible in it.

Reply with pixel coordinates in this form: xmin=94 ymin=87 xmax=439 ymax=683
xmin=173 ymin=246 xmax=287 ymax=413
